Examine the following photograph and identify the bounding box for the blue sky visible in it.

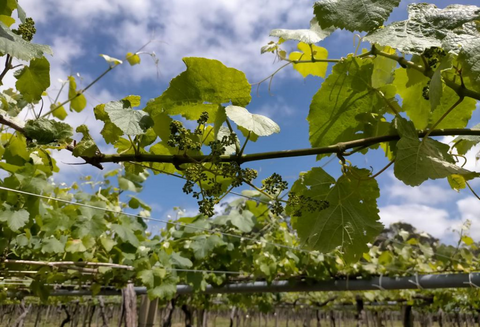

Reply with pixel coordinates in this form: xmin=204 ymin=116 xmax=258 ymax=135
xmin=7 ymin=0 xmax=480 ymax=243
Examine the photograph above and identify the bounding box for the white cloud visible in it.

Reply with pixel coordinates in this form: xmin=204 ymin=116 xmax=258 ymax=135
xmin=383 ymin=173 xmax=452 ymax=205
xmin=50 ymin=36 xmax=85 ymax=65
xmin=379 ymin=204 xmax=452 ymax=239
xmin=256 ymin=96 xmax=295 ymax=121
xmin=21 ymin=0 xmax=319 ymax=83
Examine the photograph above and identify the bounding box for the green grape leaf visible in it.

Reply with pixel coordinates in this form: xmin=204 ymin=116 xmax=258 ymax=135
xmin=14 ymin=1 xmax=26 ymax=23
xmin=314 ymin=0 xmax=401 ymax=32
xmin=214 ymin=209 xmax=256 ymax=233
xmin=288 ymin=167 xmax=383 ymax=263
xmin=145 ymin=57 xmax=251 ymax=124
xmin=24 ymin=118 xmax=73 ymax=144
xmin=365 ymin=4 xmax=480 ymax=54
xmin=371 ymin=46 xmax=397 ymax=88
xmin=138 ymin=269 xmax=154 ymax=288
xmin=128 ymin=196 xmax=151 ymax=211
xmin=0 ymin=15 xmax=14 ymax=27
xmin=30 ymin=279 xmax=50 ymax=302
xmin=151 ymin=112 xmax=172 ymax=142
xmin=94 ymin=103 xmax=124 ymax=144
xmin=429 ymin=57 xmax=451 ymax=111
xmin=225 ymin=105 xmax=280 ymax=137
xmin=289 ymin=42 xmax=329 ymax=78
xmin=442 ymin=21 xmax=479 ymax=54
xmin=309 ymin=56 xmax=383 ymax=149
xmin=448 ymin=174 xmax=467 ymax=192
xmin=186 ymin=272 xmax=207 ymax=291
xmin=65 ymin=239 xmax=87 ymax=253
xmin=0 ymin=0 xmax=16 ymax=17
xmin=50 ymin=103 xmax=67 ymax=120
xmin=190 ymin=235 xmax=223 ymax=260
xmin=112 ymin=223 xmax=140 ymax=247
xmin=147 ymin=277 xmax=177 ymax=300
xmin=458 ymin=38 xmax=480 ymax=91
xmin=0 ymin=22 xmax=52 ymax=61
xmin=149 ymin=143 xmax=176 ymax=174
xmin=229 ymin=210 xmax=256 ymax=233
xmin=104 ymin=100 xmax=153 ymax=135
xmin=0 ymin=208 xmax=29 ymax=232
xmin=393 ymin=117 xmax=479 ymax=186
xmin=68 ymin=76 xmax=87 ymax=112
xmin=393 ymin=68 xmax=430 ymax=129
xmin=100 ymin=236 xmax=116 ymax=252
xmin=429 ymin=88 xmax=477 ymax=129
xmin=73 ymin=125 xmax=99 ymax=157
xmin=270 ymin=18 xmax=334 ymax=44
xmin=14 ymin=56 xmax=50 ymax=102
xmin=171 ymin=252 xmax=193 ymax=268
xmin=452 ymin=123 xmax=480 ymax=155
xmin=41 ymin=237 xmax=65 ymax=254
xmin=118 ymin=173 xmax=143 ymax=193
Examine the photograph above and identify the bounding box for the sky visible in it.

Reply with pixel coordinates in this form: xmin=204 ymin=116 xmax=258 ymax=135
xmin=3 ymin=0 xmax=480 ymax=244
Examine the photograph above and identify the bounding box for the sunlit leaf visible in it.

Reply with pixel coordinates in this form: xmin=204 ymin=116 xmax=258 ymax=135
xmin=289 ymin=42 xmax=329 ymax=78
xmin=15 ymin=56 xmax=50 ymax=103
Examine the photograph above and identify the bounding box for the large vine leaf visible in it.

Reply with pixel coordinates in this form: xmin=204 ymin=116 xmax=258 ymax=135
xmin=225 ymin=105 xmax=280 ymax=137
xmin=104 ymin=99 xmax=153 ymax=136
xmin=190 ymin=234 xmax=223 ymax=260
xmin=314 ymin=0 xmax=401 ymax=32
xmin=94 ymin=103 xmax=123 ymax=144
xmin=429 ymin=88 xmax=477 ymax=130
xmin=288 ymin=167 xmax=383 ymax=263
xmin=24 ymin=118 xmax=73 ymax=144
xmin=111 ymin=223 xmax=140 ymax=247
xmin=289 ymin=42 xmax=329 ymax=78
xmin=171 ymin=252 xmax=193 ymax=268
xmin=41 ymin=237 xmax=65 ymax=254
xmin=0 ymin=0 xmax=25 ymax=23
xmin=0 ymin=208 xmax=29 ymax=232
xmin=147 ymin=275 xmax=177 ymax=300
xmin=393 ymin=68 xmax=432 ymax=129
xmin=73 ymin=125 xmax=99 ymax=157
xmin=371 ymin=46 xmax=397 ymax=88
xmin=309 ymin=56 xmax=385 ymax=149
xmin=213 ymin=209 xmax=256 ymax=233
xmin=0 ymin=0 xmax=17 ymax=17
xmin=393 ymin=117 xmax=479 ymax=186
xmin=145 ymin=58 xmax=251 ymax=125
xmin=270 ymin=18 xmax=334 ymax=44
xmin=0 ymin=22 xmax=52 ymax=61
xmin=458 ymin=38 xmax=480 ymax=92
xmin=365 ymin=4 xmax=480 ymax=54
xmin=394 ymin=67 xmax=477 ymax=130
xmin=14 ymin=56 xmax=50 ymax=103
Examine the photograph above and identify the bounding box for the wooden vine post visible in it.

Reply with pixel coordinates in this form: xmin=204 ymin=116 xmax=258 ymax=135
xmin=402 ymin=305 xmax=413 ymax=327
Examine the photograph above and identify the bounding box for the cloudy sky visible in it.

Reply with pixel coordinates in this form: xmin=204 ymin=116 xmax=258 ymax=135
xmin=5 ymin=0 xmax=480 ymax=243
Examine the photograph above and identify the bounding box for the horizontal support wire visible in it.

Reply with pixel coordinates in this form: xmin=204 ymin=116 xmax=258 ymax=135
xmin=47 ymin=273 xmax=480 ymax=297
